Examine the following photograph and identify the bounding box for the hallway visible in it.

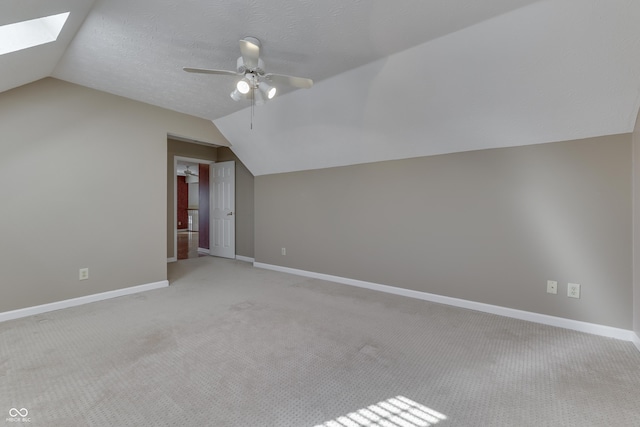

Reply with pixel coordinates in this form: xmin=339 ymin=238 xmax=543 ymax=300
xmin=177 ymin=231 xmax=203 ymax=260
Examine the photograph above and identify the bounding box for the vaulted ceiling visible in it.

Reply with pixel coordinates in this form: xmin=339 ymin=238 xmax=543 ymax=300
xmin=3 ymin=0 xmax=640 ymax=176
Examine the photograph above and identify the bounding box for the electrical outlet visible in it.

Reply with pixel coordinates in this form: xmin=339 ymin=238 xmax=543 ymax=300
xmin=79 ymin=268 xmax=89 ymax=281
xmin=281 ymin=248 xmax=286 ymax=256
xmin=546 ymin=280 xmax=558 ymax=294
xmin=568 ymin=283 xmax=580 ymax=298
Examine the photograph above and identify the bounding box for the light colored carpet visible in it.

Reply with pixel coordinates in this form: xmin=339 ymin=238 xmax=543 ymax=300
xmin=1 ymin=257 xmax=639 ymax=426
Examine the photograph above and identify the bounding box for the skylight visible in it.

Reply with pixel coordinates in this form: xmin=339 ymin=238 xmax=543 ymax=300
xmin=0 ymin=12 xmax=70 ymax=56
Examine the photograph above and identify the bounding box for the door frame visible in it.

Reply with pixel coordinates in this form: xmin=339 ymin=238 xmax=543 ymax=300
xmin=172 ymin=156 xmax=216 ymax=262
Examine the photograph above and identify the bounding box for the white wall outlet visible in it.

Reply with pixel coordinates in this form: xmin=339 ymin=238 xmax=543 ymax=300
xmin=79 ymin=268 xmax=89 ymax=281
xmin=567 ymin=283 xmax=580 ymax=298
xmin=546 ymin=280 xmax=558 ymax=294
xmin=281 ymin=248 xmax=286 ymax=256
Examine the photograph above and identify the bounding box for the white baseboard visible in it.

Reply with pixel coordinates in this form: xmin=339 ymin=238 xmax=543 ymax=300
xmin=236 ymin=255 xmax=255 ymax=263
xmin=253 ymin=262 xmax=637 ymax=344
xmin=167 ymin=257 xmax=177 ymax=263
xmin=198 ymin=248 xmax=210 ymax=254
xmin=0 ymin=280 xmax=169 ymax=323
xmin=632 ymin=333 xmax=640 ymax=352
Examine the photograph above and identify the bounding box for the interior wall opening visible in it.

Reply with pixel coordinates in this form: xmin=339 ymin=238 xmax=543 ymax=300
xmin=176 ymin=158 xmax=212 ymax=260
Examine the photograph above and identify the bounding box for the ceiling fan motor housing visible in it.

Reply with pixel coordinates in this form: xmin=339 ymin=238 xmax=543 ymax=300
xmin=237 ymin=56 xmax=265 ymax=75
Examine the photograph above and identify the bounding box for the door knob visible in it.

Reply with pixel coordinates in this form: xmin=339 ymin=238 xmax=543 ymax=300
xmin=227 ymin=212 xmax=233 ymax=216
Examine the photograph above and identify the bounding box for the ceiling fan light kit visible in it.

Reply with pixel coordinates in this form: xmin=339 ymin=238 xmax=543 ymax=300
xmin=230 ymin=88 xmax=244 ymax=101
xmin=236 ymin=77 xmax=252 ymax=94
xmin=184 ymin=36 xmax=312 ymax=105
xmin=259 ymin=81 xmax=277 ymax=99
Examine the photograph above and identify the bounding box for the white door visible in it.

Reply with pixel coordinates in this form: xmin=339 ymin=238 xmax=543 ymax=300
xmin=210 ymin=161 xmax=235 ymax=258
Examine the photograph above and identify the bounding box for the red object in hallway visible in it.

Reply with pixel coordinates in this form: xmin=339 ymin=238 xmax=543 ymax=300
xmin=177 ymin=175 xmax=188 ymax=229
xmin=199 ymin=164 xmax=210 ymax=249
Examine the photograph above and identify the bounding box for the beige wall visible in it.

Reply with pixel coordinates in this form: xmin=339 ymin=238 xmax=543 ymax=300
xmin=166 ymin=139 xmax=219 ymax=259
xmin=255 ymin=134 xmax=633 ymax=329
xmin=217 ymin=147 xmax=254 ymax=259
xmin=0 ymin=78 xmax=227 ymax=313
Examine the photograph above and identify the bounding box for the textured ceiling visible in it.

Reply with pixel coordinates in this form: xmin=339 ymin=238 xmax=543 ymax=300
xmin=49 ymin=0 xmax=539 ymax=120
xmin=216 ymin=0 xmax=640 ymax=175
xmin=3 ymin=0 xmax=640 ymax=177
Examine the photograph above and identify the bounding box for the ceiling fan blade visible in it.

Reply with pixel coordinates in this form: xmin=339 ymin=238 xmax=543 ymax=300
xmin=264 ymin=73 xmax=313 ymax=89
xmin=183 ymin=67 xmax=239 ymax=76
xmin=239 ymin=38 xmax=260 ymax=70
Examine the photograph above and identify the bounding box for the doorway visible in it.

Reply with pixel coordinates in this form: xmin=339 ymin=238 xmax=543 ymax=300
xmin=173 ymin=157 xmax=236 ymax=261
xmin=175 ymin=157 xmax=212 ymax=260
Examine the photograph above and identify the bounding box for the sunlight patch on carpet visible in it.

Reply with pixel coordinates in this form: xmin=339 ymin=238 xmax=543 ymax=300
xmin=315 ymin=396 xmax=447 ymax=427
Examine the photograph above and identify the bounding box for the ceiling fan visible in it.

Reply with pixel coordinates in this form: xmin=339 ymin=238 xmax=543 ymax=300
xmin=183 ymin=166 xmax=199 ymax=183
xmin=183 ymin=166 xmax=198 ymax=177
xmin=184 ymin=37 xmax=313 ymax=104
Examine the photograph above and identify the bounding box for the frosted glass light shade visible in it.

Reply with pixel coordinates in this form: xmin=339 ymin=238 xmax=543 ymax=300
xmin=236 ymin=79 xmax=251 ymax=94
